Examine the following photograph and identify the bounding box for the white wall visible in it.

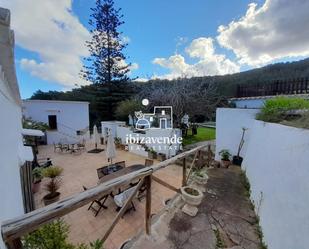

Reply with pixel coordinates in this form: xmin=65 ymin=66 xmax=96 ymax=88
xmin=0 ymin=8 xmax=27 ymax=248
xmin=23 ymin=100 xmax=90 ymax=144
xmin=216 ymin=108 xmax=309 ymax=249
xmin=233 ymin=99 xmax=265 ymax=109
xmin=215 ymin=108 xmax=259 ymax=160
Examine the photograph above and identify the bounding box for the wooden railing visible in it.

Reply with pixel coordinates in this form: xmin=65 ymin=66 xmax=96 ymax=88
xmin=236 ymin=78 xmax=309 ymax=98
xmin=1 ymin=145 xmax=208 ymax=249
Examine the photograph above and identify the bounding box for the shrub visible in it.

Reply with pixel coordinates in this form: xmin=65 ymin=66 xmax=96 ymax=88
xmin=23 ymin=219 xmax=104 ymax=249
xmin=219 ymin=149 xmax=231 ymax=161
xmin=43 ymin=167 xmax=63 ymax=198
xmin=256 ymin=97 xmax=309 ymax=123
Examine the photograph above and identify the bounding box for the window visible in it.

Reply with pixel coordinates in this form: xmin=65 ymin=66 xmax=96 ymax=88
xmin=48 ymin=115 xmax=57 ymax=130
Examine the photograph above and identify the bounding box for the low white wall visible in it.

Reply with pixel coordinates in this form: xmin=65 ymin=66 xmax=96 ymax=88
xmin=215 ymin=108 xmax=259 ymax=160
xmin=243 ymin=121 xmax=309 ymax=249
xmin=216 ymin=107 xmax=309 ymax=249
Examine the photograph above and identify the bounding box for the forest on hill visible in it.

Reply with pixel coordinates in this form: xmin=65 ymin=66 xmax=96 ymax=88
xmin=30 ymin=58 xmax=309 ymax=125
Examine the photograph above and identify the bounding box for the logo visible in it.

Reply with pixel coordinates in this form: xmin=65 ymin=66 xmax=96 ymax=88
xmin=135 ymin=105 xmax=173 ymax=131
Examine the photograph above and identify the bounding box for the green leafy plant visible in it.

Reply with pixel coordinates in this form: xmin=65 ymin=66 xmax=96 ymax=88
xmin=256 ymin=97 xmax=309 ymax=123
xmin=32 ymin=167 xmax=43 ymax=183
xmin=219 ymin=149 xmax=231 ymax=161
xmin=23 ymin=219 xmax=104 ymax=249
xmin=43 ymin=166 xmax=63 ymax=199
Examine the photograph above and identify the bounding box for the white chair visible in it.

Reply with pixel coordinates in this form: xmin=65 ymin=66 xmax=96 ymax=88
xmin=113 ymin=186 xmax=137 ymax=216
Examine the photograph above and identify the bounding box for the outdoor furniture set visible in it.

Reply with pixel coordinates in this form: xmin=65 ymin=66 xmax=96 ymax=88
xmin=83 ymin=159 xmax=154 ymax=217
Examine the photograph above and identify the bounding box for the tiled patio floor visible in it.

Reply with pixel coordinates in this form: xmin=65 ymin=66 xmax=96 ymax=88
xmin=34 ymin=143 xmax=182 ymax=249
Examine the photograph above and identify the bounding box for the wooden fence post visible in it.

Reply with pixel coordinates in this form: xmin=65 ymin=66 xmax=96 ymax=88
xmin=182 ymin=158 xmax=186 ymax=186
xmin=145 ymin=175 xmax=152 ymax=235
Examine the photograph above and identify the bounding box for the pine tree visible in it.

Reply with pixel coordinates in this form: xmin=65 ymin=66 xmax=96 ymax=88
xmin=81 ymin=0 xmax=130 ymax=84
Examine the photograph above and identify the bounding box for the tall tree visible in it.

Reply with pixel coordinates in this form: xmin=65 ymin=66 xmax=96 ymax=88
xmin=81 ymin=0 xmax=130 ymax=84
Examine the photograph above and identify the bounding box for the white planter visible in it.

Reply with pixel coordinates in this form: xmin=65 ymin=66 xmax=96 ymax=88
xmin=180 ymin=186 xmax=203 ymax=206
xmin=193 ymin=173 xmax=208 ymax=185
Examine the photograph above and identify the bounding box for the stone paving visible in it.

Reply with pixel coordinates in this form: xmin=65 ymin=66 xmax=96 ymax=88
xmin=34 ymin=143 xmax=182 ymax=249
xmin=126 ymin=166 xmax=263 ymax=249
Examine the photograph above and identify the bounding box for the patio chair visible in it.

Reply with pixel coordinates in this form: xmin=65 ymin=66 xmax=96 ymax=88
xmin=113 ymin=186 xmax=136 ymax=217
xmin=115 ymin=161 xmax=126 ymax=168
xmin=77 ymin=139 xmax=86 ymax=151
xmin=145 ymin=159 xmax=154 ymax=167
xmin=53 ymin=143 xmax=62 ymax=152
xmin=83 ymin=186 xmax=108 ymax=217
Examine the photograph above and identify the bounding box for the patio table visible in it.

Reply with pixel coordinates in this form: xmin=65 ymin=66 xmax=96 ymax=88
xmin=98 ymin=164 xmax=145 ymax=184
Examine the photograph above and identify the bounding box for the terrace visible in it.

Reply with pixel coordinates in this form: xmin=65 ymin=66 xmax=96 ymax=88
xmin=31 ymin=143 xmax=183 ymax=249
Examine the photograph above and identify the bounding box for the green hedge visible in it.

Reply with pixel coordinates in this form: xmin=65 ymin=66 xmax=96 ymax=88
xmin=256 ymin=97 xmax=309 ymax=123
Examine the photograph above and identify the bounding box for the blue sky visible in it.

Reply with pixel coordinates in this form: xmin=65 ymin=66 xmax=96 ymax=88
xmin=2 ymin=0 xmax=309 ymax=98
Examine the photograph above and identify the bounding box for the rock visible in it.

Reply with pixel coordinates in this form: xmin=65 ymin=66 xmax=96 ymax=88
xmin=182 ymin=204 xmax=198 ymax=217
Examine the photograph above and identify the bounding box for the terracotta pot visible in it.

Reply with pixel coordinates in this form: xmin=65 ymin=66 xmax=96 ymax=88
xmin=148 ymin=152 xmax=157 ymax=159
xmin=221 ymin=160 xmax=231 ymax=168
xmin=180 ymin=186 xmax=203 ymax=206
xmin=157 ymin=153 xmax=167 ymax=161
xmin=32 ymin=181 xmax=41 ymax=193
xmin=43 ymin=192 xmax=60 ymax=206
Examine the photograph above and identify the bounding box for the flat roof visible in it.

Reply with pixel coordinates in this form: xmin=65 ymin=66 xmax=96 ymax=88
xmin=23 ymin=99 xmax=89 ymax=104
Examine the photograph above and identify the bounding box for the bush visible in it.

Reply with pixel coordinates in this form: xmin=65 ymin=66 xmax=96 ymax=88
xmin=23 ymin=220 xmax=104 ymax=249
xmin=256 ymin=97 xmax=309 ymax=123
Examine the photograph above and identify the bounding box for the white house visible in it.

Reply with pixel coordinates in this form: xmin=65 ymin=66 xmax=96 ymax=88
xmin=0 ymin=8 xmax=33 ymax=248
xmin=23 ymin=100 xmax=90 ymax=144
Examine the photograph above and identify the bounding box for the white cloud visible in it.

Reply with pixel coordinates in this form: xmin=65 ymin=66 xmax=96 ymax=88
xmin=152 ymin=37 xmax=240 ymax=79
xmin=217 ymin=0 xmax=309 ymax=66
xmin=129 ymin=62 xmax=139 ymax=71
xmin=1 ymin=0 xmax=90 ymax=87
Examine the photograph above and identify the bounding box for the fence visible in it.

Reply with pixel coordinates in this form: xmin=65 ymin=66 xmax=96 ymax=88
xmin=236 ymin=78 xmax=309 ymax=98
xmin=1 ymin=145 xmax=208 ymax=249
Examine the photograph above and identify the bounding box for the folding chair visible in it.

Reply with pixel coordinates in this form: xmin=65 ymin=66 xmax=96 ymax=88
xmin=114 ymin=186 xmax=136 ymax=217
xmin=83 ymin=186 xmax=108 ymax=217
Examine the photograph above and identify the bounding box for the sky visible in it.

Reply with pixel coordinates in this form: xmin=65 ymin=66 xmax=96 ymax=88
xmin=1 ymin=0 xmax=309 ymax=98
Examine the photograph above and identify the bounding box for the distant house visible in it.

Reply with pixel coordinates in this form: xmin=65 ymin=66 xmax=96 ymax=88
xmin=0 ymin=8 xmax=34 ymax=248
xmin=22 ymin=100 xmax=90 ymax=144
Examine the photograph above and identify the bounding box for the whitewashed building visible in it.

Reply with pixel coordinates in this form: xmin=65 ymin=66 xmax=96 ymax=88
xmin=0 ymin=8 xmax=33 ymax=248
xmin=23 ymin=100 xmax=90 ymax=144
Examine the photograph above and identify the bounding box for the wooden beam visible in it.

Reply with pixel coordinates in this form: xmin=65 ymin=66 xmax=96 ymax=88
xmin=1 ymin=144 xmax=207 ymax=243
xmin=145 ymin=175 xmax=152 ymax=235
xmin=185 ymin=150 xmax=199 ymax=183
xmin=6 ymin=238 xmax=22 ymax=249
xmin=182 ymin=158 xmax=186 ymax=186
xmin=152 ymin=176 xmax=180 ymax=193
xmin=101 ymin=179 xmax=144 ymax=242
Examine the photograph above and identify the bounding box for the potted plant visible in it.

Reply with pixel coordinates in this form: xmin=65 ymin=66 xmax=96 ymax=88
xmin=157 ymin=153 xmax=167 ymax=161
xmin=32 ymin=167 xmax=43 ymax=193
xmin=193 ymin=170 xmax=208 ymax=185
xmin=114 ymin=137 xmax=122 ymax=149
xmin=219 ymin=149 xmax=231 ymax=168
xmin=148 ymin=148 xmax=157 ymax=159
xmin=180 ymin=186 xmax=203 ymax=216
xmin=42 ymin=166 xmax=63 ymax=206
xmin=233 ymin=127 xmax=248 ymax=166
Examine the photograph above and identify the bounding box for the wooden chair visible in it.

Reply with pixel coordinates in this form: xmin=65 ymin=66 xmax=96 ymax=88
xmin=145 ymin=159 xmax=154 ymax=167
xmin=53 ymin=143 xmax=62 ymax=152
xmin=83 ymin=186 xmax=108 ymax=217
xmin=77 ymin=139 xmax=86 ymax=151
xmin=96 ymin=167 xmax=105 ymax=179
